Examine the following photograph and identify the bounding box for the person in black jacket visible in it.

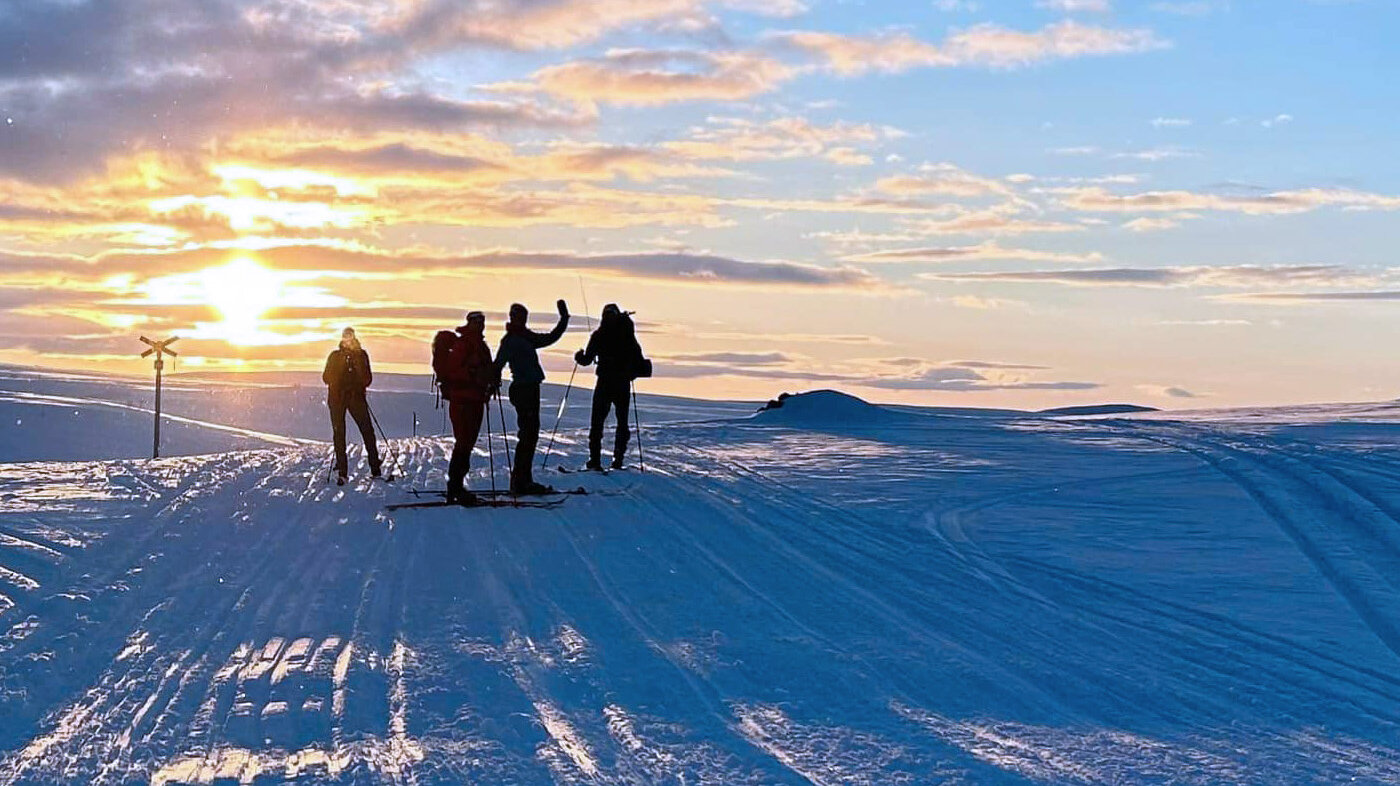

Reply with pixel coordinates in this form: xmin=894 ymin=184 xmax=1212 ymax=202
xmin=493 ymin=300 xmax=569 ymax=494
xmin=575 ymin=304 xmax=646 ymax=470
xmin=323 ymin=327 xmax=382 ymax=485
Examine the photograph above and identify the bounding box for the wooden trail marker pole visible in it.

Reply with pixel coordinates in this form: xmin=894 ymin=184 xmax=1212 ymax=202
xmin=139 ymin=336 xmax=179 ymax=459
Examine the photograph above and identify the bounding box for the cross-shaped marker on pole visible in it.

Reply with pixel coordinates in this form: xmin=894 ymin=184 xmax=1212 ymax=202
xmin=139 ymin=336 xmax=179 ymax=459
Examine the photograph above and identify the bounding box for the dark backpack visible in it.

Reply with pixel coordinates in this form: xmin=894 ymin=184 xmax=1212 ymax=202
xmin=617 ymin=312 xmax=653 ymax=379
xmin=431 ymin=330 xmax=457 ymax=403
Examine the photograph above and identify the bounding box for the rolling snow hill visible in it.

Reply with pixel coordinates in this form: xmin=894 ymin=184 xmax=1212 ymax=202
xmin=0 ymin=365 xmax=755 ymax=462
xmin=2 ymin=387 xmax=1400 ymax=784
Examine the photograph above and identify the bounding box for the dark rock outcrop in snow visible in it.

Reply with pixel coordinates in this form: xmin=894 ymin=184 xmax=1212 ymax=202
xmin=1039 ymin=404 xmax=1159 ymax=417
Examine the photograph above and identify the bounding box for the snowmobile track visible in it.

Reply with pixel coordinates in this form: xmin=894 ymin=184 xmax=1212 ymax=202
xmin=1108 ymin=422 xmax=1400 ymax=663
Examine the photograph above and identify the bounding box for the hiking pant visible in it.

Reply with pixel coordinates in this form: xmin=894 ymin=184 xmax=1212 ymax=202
xmin=588 ymin=377 xmax=631 ymax=464
xmin=508 ymin=381 xmax=541 ymax=486
xmin=447 ymin=398 xmax=485 ymax=494
xmin=330 ymin=394 xmax=380 ymax=476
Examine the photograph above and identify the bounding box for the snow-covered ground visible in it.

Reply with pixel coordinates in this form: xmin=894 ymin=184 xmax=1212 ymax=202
xmin=3 ymin=373 xmax=1400 ymax=784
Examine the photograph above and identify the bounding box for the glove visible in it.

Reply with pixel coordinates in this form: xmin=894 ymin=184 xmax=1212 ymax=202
xmin=486 ymin=381 xmax=500 ymax=397
xmin=557 ymin=299 xmax=569 ymax=317
xmin=574 ymin=349 xmax=588 ymax=365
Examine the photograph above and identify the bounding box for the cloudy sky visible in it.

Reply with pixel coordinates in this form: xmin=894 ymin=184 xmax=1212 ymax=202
xmin=2 ymin=0 xmax=1396 ymax=407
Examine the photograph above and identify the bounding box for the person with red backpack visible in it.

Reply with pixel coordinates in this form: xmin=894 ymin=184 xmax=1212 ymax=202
xmin=432 ymin=311 xmax=496 ymax=505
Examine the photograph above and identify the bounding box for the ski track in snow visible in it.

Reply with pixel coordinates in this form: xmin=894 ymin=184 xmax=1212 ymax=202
xmin=2 ymin=411 xmax=1400 ymax=784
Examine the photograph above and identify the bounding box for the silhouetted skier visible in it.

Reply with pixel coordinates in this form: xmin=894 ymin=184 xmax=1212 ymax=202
xmin=323 ymin=327 xmax=382 ymax=485
xmin=575 ymin=304 xmax=648 ymax=470
xmin=432 ymin=311 xmax=495 ymax=505
xmin=493 ymin=300 xmax=569 ymax=495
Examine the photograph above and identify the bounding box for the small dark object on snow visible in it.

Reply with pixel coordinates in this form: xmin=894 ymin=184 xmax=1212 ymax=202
xmin=758 ymin=392 xmax=793 ymax=412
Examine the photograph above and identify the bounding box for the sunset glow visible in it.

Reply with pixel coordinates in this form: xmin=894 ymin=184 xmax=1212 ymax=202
xmin=1 ymin=1 xmax=1396 ymax=406
xmin=199 ymin=259 xmax=285 ymax=342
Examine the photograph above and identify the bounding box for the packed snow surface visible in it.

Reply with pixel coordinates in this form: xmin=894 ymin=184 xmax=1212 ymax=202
xmin=3 ymin=375 xmax=1400 ymax=784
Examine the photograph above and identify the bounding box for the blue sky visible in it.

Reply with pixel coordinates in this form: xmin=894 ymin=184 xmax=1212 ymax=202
xmin=0 ymin=0 xmax=1397 ymax=406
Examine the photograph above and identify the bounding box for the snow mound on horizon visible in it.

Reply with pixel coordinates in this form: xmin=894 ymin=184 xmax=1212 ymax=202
xmin=753 ymin=390 xmax=911 ymax=426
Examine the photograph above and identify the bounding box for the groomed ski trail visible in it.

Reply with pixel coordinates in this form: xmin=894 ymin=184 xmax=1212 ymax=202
xmin=3 ymin=413 xmax=1400 ymax=784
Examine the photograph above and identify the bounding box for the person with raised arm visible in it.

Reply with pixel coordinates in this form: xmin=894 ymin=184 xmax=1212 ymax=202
xmin=493 ymin=300 xmax=569 ymax=495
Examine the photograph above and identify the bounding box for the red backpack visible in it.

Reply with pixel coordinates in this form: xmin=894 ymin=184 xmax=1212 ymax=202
xmin=432 ymin=330 xmax=491 ymax=403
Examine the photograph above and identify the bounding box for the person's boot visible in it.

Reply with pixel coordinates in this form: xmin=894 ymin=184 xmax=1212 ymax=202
xmin=445 ymin=478 xmax=463 ymax=505
xmin=511 ymin=473 xmax=555 ymax=495
xmin=610 ymin=456 xmax=625 ymax=470
xmin=457 ymin=489 xmax=479 ymax=507
xmin=584 ymin=456 xmax=603 ymax=471
xmin=371 ymin=465 xmax=383 ymax=479
xmin=336 ymin=472 xmax=348 ymax=486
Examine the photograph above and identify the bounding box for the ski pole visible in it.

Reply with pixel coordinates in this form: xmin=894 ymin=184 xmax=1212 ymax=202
xmin=484 ymin=399 xmax=497 ymax=498
xmin=540 ymin=363 xmax=577 ymax=471
xmin=366 ymin=399 xmax=397 ymax=481
xmin=495 ymin=391 xmax=517 ymax=504
xmin=495 ymin=392 xmax=513 ymax=469
xmin=578 ymin=275 xmax=593 ymax=332
xmin=632 ymin=381 xmax=645 ymax=473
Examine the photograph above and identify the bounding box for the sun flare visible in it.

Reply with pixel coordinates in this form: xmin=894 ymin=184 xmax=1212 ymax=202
xmin=137 ymin=257 xmax=346 ymax=349
xmin=198 ymin=258 xmax=286 ymax=339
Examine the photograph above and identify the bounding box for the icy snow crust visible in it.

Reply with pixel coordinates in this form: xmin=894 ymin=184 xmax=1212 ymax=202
xmin=3 ymin=381 xmax=1400 ymax=783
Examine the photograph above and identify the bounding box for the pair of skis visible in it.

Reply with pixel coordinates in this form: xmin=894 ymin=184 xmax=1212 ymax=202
xmin=386 ymin=486 xmax=590 ymax=512
xmin=556 ymin=465 xmax=629 ymax=476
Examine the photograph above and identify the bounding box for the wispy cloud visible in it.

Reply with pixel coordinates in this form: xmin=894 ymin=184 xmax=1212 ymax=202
xmin=1136 ymin=384 xmax=1202 ymax=398
xmin=1 ymin=244 xmax=888 ymax=292
xmin=525 ymin=49 xmax=797 ymax=107
xmin=925 ymin=264 xmax=1382 ymax=289
xmin=770 ymin=21 xmax=1166 ymax=75
xmin=663 ymin=116 xmax=901 ymax=163
xmin=1223 ymin=290 xmax=1400 ymax=303
xmin=1058 ymin=186 xmax=1400 ymax=215
xmin=874 ymin=163 xmax=1014 ymax=198
xmin=844 ymin=241 xmax=1101 ymax=265
xmin=1036 ymin=0 xmax=1112 ymax=12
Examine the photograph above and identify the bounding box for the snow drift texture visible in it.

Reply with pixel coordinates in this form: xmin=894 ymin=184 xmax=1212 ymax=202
xmin=2 ymin=367 xmax=1400 ymax=784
